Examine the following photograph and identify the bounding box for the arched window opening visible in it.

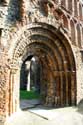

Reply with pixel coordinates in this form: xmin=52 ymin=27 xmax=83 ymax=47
xmin=63 ymin=15 xmax=68 ymax=29
xmin=79 ymin=3 xmax=82 ymax=20
xmin=74 ymin=0 xmax=78 ymax=17
xmin=68 ymin=0 xmax=72 ymax=13
xmin=70 ymin=20 xmax=76 ymax=45
xmin=76 ymin=24 xmax=82 ymax=48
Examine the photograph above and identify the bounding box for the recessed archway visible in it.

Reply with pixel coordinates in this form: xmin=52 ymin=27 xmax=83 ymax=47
xmin=8 ymin=23 xmax=77 ymax=115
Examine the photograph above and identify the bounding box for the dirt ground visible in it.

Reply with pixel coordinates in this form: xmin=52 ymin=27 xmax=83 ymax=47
xmin=5 ymin=105 xmax=83 ymax=125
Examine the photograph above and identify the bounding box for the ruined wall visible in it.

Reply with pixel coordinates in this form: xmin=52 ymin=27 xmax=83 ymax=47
xmin=0 ymin=53 xmax=6 ymax=123
xmin=0 ymin=48 xmax=9 ymax=123
xmin=0 ymin=0 xmax=83 ymax=123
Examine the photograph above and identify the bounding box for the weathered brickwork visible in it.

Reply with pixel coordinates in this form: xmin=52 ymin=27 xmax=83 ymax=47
xmin=0 ymin=0 xmax=83 ymax=124
xmin=0 ymin=49 xmax=9 ymax=123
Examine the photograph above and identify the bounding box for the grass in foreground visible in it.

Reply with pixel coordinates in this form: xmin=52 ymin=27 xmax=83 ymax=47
xmin=20 ymin=90 xmax=40 ymax=100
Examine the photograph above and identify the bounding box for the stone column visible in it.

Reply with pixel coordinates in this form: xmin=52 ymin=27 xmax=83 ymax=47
xmin=71 ymin=71 xmax=76 ymax=105
xmin=6 ymin=66 xmax=19 ymax=116
xmin=8 ymin=69 xmax=16 ymax=115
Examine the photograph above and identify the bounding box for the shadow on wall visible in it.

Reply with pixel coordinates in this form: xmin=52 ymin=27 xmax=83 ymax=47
xmin=77 ymin=99 xmax=83 ymax=114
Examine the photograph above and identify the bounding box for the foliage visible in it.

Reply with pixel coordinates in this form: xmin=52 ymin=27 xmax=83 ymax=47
xmin=20 ymin=90 xmax=40 ymax=99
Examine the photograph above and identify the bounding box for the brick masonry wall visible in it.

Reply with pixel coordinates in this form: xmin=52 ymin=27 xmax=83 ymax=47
xmin=0 ymin=0 xmax=83 ymax=123
xmin=73 ymin=46 xmax=83 ymax=104
xmin=0 ymin=51 xmax=8 ymax=123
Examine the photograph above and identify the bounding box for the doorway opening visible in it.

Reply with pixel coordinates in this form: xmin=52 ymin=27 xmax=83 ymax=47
xmin=20 ymin=56 xmax=41 ymax=110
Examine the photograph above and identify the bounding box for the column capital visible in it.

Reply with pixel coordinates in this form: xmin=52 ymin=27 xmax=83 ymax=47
xmin=10 ymin=63 xmax=19 ymax=74
xmin=10 ymin=67 xmax=18 ymax=74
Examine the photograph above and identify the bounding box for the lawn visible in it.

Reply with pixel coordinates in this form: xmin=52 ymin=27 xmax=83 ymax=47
xmin=20 ymin=90 xmax=40 ymax=100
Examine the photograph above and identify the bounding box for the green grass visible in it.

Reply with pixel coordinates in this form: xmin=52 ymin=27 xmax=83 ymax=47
xmin=20 ymin=90 xmax=40 ymax=100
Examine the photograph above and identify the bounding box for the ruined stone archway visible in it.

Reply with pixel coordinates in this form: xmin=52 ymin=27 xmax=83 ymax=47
xmin=8 ymin=23 xmax=76 ymax=115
